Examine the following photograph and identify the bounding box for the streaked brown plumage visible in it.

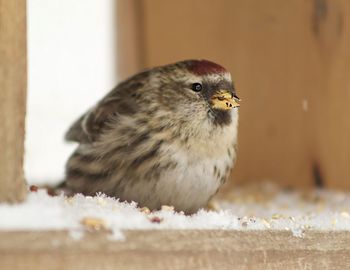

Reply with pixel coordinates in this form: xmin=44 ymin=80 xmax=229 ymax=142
xmin=62 ymin=60 xmax=240 ymax=214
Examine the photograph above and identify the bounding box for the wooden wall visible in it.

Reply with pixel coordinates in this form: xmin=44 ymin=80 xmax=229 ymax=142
xmin=0 ymin=0 xmax=27 ymax=202
xmin=118 ymin=0 xmax=350 ymax=190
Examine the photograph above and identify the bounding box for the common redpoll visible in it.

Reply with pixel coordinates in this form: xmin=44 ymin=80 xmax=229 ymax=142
xmin=62 ymin=60 xmax=240 ymax=214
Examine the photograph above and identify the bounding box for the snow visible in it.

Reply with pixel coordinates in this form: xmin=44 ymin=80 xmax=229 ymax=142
xmin=1 ymin=183 xmax=350 ymax=239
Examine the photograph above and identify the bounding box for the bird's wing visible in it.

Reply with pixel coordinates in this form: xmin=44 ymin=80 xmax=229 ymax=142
xmin=65 ymin=71 xmax=149 ymax=143
xmin=64 ymin=113 xmax=89 ymax=143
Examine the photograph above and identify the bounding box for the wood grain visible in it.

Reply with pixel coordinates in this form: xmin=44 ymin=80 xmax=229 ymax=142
xmin=117 ymin=0 xmax=350 ymax=190
xmin=0 ymin=0 xmax=27 ymax=202
xmin=0 ymin=230 xmax=349 ymax=269
xmin=314 ymin=0 xmax=350 ymax=189
xmin=117 ymin=0 xmax=145 ymax=81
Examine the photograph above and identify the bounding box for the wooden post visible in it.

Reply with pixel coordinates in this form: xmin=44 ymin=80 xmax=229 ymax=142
xmin=0 ymin=0 xmax=27 ymax=202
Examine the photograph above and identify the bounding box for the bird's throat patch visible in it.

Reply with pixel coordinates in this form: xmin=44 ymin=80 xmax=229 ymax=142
xmin=210 ymin=109 xmax=232 ymax=126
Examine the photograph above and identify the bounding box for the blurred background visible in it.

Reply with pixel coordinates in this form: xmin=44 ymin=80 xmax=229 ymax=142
xmin=25 ymin=0 xmax=118 ymax=184
xmin=26 ymin=0 xmax=350 ymax=191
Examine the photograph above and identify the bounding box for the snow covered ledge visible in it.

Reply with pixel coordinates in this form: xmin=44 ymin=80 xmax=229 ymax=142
xmin=1 ymin=184 xmax=350 ymax=269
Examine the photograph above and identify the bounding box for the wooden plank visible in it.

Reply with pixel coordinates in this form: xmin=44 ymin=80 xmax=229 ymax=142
xmin=118 ymin=0 xmax=350 ymax=189
xmin=139 ymin=0 xmax=317 ymax=189
xmin=117 ymin=0 xmax=145 ymax=80
xmin=0 ymin=0 xmax=27 ymax=202
xmin=0 ymin=230 xmax=349 ymax=269
xmin=313 ymin=0 xmax=350 ymax=189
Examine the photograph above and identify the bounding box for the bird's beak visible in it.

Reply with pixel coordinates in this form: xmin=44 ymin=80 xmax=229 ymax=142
xmin=210 ymin=90 xmax=240 ymax=110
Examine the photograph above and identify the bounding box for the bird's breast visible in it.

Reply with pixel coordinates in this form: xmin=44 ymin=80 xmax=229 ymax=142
xmin=151 ymin=118 xmax=238 ymax=213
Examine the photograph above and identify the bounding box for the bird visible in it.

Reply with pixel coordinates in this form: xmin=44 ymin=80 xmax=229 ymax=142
xmin=62 ymin=59 xmax=240 ymax=214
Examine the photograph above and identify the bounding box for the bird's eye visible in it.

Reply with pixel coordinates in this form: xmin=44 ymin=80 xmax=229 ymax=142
xmin=191 ymin=83 xmax=202 ymax=92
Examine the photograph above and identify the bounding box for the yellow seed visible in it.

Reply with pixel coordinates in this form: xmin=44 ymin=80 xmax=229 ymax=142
xmin=271 ymin=213 xmax=284 ymax=219
xmin=140 ymin=207 xmax=151 ymax=214
xmin=81 ymin=217 xmax=107 ymax=231
xmin=161 ymin=205 xmax=175 ymax=212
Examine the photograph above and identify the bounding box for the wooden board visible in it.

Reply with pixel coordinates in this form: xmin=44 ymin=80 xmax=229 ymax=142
xmin=117 ymin=0 xmax=145 ymax=81
xmin=0 ymin=0 xmax=27 ymax=202
xmin=117 ymin=0 xmax=350 ymax=190
xmin=0 ymin=230 xmax=349 ymax=269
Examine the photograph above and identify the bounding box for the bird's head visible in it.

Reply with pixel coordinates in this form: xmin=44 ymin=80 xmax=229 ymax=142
xmin=152 ymin=59 xmax=240 ymax=126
